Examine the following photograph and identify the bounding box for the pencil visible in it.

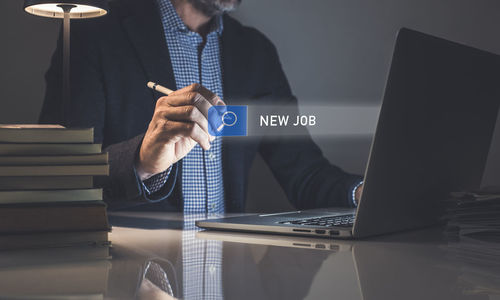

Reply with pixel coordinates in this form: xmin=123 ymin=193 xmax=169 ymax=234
xmin=147 ymin=81 xmax=174 ymax=95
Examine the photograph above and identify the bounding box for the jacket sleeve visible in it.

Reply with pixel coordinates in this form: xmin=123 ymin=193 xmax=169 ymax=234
xmin=39 ymin=22 xmax=176 ymax=210
xmin=257 ymin=37 xmax=363 ymax=209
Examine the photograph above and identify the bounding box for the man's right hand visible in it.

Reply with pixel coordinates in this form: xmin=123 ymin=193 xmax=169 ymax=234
xmin=135 ymin=83 xmax=224 ymax=180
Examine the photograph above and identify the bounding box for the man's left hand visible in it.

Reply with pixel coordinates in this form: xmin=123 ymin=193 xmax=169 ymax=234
xmin=355 ymin=183 xmax=364 ymax=203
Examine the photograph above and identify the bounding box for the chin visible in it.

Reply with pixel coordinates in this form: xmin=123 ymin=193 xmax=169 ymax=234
xmin=190 ymin=0 xmax=242 ymax=16
xmin=216 ymin=0 xmax=242 ymax=11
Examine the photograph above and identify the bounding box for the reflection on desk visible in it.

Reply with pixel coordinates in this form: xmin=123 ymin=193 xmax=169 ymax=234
xmin=1 ymin=212 xmax=499 ymax=300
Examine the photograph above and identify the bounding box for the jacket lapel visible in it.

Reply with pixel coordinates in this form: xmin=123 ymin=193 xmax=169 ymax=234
xmin=118 ymin=0 xmax=176 ymax=95
xmin=221 ymin=16 xmax=261 ymax=212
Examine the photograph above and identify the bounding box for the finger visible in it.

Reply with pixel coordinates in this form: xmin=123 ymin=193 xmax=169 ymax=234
xmin=156 ymin=106 xmax=210 ymax=135
xmin=157 ymin=93 xmax=224 ymax=133
xmin=170 ymin=83 xmax=224 ymax=105
xmin=186 ymin=123 xmax=211 ymax=150
xmin=157 ymin=93 xmax=207 ymax=108
xmin=167 ymin=83 xmax=201 ymax=97
xmin=167 ymin=121 xmax=211 ymax=150
xmin=186 ymin=85 xmax=227 ymax=131
xmin=196 ymin=85 xmax=225 ymax=106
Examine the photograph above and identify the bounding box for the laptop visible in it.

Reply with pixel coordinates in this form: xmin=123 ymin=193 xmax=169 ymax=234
xmin=196 ymin=230 xmax=352 ymax=252
xmin=196 ymin=28 xmax=500 ymax=239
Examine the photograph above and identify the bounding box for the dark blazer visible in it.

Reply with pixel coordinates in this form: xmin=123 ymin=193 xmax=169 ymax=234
xmin=40 ymin=0 xmax=362 ymax=212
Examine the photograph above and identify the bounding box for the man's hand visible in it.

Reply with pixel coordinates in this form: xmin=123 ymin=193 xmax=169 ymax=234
xmin=136 ymin=83 xmax=224 ymax=180
xmin=138 ymin=278 xmax=178 ymax=300
xmin=355 ymin=183 xmax=364 ymax=203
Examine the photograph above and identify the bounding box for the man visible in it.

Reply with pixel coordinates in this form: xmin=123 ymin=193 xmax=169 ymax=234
xmin=41 ymin=0 xmax=363 ymax=212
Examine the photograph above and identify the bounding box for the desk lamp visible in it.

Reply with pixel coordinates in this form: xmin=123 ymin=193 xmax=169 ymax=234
xmin=23 ymin=0 xmax=109 ymax=124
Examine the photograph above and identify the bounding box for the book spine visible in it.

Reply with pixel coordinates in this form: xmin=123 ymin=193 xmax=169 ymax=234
xmin=0 ymin=176 xmax=93 ymax=190
xmin=0 ymin=144 xmax=102 ymax=156
xmin=0 ymin=205 xmax=109 ymax=233
xmin=0 ymin=128 xmax=94 ymax=143
xmin=0 ymin=165 xmax=109 ymax=176
xmin=0 ymin=189 xmax=103 ymax=204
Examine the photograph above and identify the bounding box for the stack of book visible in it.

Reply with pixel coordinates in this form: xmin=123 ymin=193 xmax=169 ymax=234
xmin=0 ymin=124 xmax=110 ymax=251
xmin=443 ymin=190 xmax=500 ymax=238
xmin=0 ymin=246 xmax=111 ymax=300
xmin=443 ymin=190 xmax=500 ymax=298
xmin=444 ymin=234 xmax=500 ymax=299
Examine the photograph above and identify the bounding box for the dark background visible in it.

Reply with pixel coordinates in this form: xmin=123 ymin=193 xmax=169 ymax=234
xmin=1 ymin=0 xmax=499 ymax=211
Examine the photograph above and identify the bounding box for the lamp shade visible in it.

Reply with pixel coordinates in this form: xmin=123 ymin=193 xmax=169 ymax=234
xmin=23 ymin=0 xmax=108 ymax=19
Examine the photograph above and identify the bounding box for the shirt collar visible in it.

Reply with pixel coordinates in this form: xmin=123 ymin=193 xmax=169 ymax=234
xmin=156 ymin=0 xmax=224 ymax=36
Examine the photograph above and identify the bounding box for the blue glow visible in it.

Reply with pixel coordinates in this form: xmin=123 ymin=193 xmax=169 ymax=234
xmin=208 ymin=105 xmax=247 ymax=136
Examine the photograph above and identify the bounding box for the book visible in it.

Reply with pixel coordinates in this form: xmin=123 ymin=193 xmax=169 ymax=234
xmin=0 ymin=124 xmax=94 ymax=143
xmin=0 ymin=124 xmax=63 ymax=128
xmin=0 ymin=176 xmax=93 ymax=190
xmin=3 ymin=294 xmax=103 ymax=300
xmin=0 ymin=165 xmax=109 ymax=177
xmin=0 ymin=202 xmax=109 ymax=234
xmin=0 ymin=189 xmax=102 ymax=204
xmin=0 ymin=243 xmax=111 ymax=266
xmin=0 ymin=230 xmax=109 ymax=250
xmin=443 ymin=191 xmax=500 ymax=238
xmin=0 ymin=294 xmax=103 ymax=300
xmin=0 ymin=143 xmax=102 ymax=156
xmin=0 ymin=257 xmax=110 ymax=297
xmin=0 ymin=153 xmax=108 ymax=166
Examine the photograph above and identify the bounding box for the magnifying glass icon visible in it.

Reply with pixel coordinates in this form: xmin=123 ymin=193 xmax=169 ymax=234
xmin=208 ymin=105 xmax=247 ymax=136
xmin=215 ymin=110 xmax=236 ymax=132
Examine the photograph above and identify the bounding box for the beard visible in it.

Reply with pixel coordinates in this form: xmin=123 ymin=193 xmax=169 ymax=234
xmin=187 ymin=0 xmax=242 ymax=17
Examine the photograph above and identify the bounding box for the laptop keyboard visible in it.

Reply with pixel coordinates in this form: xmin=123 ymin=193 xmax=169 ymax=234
xmin=278 ymin=214 xmax=356 ymax=227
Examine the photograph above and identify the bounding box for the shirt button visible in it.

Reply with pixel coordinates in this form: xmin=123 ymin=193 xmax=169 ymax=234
xmin=211 ymin=203 xmax=216 ymax=210
xmin=209 ymin=265 xmax=216 ymax=274
xmin=208 ymin=152 xmax=215 ymax=160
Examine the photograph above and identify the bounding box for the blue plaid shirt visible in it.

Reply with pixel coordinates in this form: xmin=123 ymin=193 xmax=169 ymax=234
xmin=147 ymin=0 xmax=225 ymax=215
xmin=155 ymin=1 xmax=225 ymax=299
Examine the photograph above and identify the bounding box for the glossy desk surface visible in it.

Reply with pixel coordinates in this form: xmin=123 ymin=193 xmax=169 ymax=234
xmin=2 ymin=211 xmax=499 ymax=300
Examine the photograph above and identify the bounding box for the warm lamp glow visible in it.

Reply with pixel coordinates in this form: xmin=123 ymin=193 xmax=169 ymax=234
xmin=24 ymin=3 xmax=107 ymax=19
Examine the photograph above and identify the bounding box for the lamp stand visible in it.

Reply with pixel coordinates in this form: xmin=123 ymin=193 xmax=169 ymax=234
xmin=58 ymin=4 xmax=76 ymax=126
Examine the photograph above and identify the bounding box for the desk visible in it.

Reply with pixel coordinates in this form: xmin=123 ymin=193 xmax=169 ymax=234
xmin=0 ymin=212 xmax=498 ymax=300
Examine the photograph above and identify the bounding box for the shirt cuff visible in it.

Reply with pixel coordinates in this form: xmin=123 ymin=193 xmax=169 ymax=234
xmin=141 ymin=166 xmax=173 ymax=195
xmin=351 ymin=180 xmax=364 ymax=207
